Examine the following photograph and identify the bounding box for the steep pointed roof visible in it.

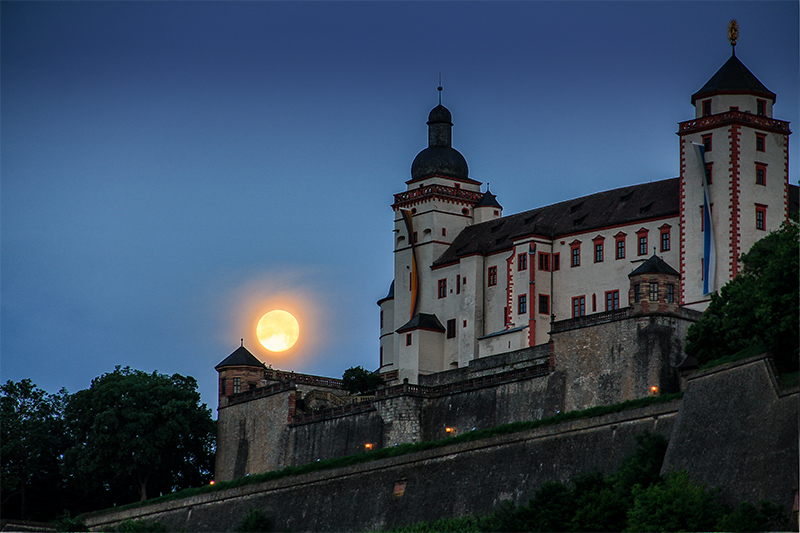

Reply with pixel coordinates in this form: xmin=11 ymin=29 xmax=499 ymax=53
xmin=691 ymin=53 xmax=776 ymax=104
xmin=215 ymin=344 xmax=265 ymax=370
xmin=629 ymin=254 xmax=680 ymax=278
xmin=475 ymin=190 xmax=503 ymax=209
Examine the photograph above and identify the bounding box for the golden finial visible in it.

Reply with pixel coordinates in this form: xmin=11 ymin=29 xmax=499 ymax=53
xmin=727 ymin=19 xmax=739 ymax=53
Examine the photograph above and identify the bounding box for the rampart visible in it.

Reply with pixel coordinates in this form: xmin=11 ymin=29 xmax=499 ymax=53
xmin=215 ymin=311 xmax=696 ymax=481
xmin=85 ymin=355 xmax=798 ymax=532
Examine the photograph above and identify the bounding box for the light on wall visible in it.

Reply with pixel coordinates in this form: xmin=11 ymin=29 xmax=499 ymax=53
xmin=364 ymin=443 xmax=373 ymax=450
xmin=445 ymin=427 xmax=454 ymax=434
xmin=650 ymin=386 xmax=659 ymax=395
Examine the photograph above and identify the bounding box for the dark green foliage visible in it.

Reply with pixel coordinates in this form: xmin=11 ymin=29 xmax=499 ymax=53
xmin=53 ymin=511 xmax=89 ymax=532
xmin=112 ymin=519 xmax=169 ymax=532
xmin=1 ymin=379 xmax=70 ymax=521
xmin=63 ymin=366 xmax=216 ymax=505
xmin=613 ymin=430 xmax=668 ymax=494
xmin=341 ymin=366 xmax=384 ymax=394
xmin=626 ymin=471 xmax=730 ymax=532
xmin=686 ymin=218 xmax=799 ymax=373
xmin=235 ymin=508 xmax=273 ymax=532
xmin=715 ymin=500 xmax=791 ymax=532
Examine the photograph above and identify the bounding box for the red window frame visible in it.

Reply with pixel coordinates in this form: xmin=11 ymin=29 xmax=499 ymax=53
xmin=636 ymin=228 xmax=649 ymax=256
xmin=755 ymin=204 xmax=767 ymax=231
xmin=757 ymin=99 xmax=766 ymax=116
xmin=592 ymin=235 xmax=605 ymax=263
xmin=756 ymin=163 xmax=766 ymax=186
xmin=570 ymin=241 xmax=581 ymax=267
xmin=704 ymin=162 xmax=713 ymax=184
xmin=756 ymin=133 xmax=765 ymax=152
xmin=702 ymin=100 xmax=712 ymax=117
xmin=702 ymin=133 xmax=712 ymax=152
xmin=488 ymin=266 xmax=497 ymax=286
xmin=538 ymin=252 xmax=550 ymax=272
xmin=552 ymin=253 xmax=561 ymax=271
xmin=518 ymin=294 xmax=527 ymax=315
xmin=659 ymin=225 xmax=671 ymax=252
xmin=406 ymin=333 xmax=412 ymax=346
xmin=438 ymin=278 xmax=447 ymax=299
xmin=518 ymin=252 xmax=527 ymax=271
xmin=605 ymin=290 xmax=620 ymax=311
xmin=615 ymin=233 xmax=626 ymax=259
xmin=539 ymin=294 xmax=550 ymax=315
xmin=572 ymin=296 xmax=586 ymax=318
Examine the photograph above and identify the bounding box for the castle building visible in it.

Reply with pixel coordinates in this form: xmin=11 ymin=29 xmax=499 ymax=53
xmin=377 ymin=45 xmax=795 ymax=385
xmin=214 ymin=39 xmax=796 ymax=483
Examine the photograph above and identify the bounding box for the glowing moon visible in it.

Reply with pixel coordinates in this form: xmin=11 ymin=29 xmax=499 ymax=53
xmin=257 ymin=310 xmax=300 ymax=352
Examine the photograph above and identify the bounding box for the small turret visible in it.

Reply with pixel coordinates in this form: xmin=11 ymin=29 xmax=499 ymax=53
xmin=215 ymin=341 xmax=266 ymax=406
xmin=628 ymin=255 xmax=680 ymax=316
xmin=473 ymin=189 xmax=503 ymax=223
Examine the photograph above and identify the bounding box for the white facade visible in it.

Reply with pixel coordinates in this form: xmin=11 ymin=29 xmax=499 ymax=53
xmin=379 ymin=51 xmax=793 ymax=384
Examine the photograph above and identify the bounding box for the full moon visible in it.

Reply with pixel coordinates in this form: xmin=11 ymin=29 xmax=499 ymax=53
xmin=257 ymin=310 xmax=300 ymax=352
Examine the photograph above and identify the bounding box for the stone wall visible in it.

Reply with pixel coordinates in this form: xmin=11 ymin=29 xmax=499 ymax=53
xmin=661 ymin=354 xmax=798 ymax=512
xmin=215 ymin=389 xmax=294 ymax=481
xmin=86 ymin=401 xmax=679 ymax=532
xmin=552 ymin=313 xmax=694 ymax=412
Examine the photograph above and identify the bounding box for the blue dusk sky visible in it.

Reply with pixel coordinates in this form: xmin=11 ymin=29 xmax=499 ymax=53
xmin=2 ymin=1 xmax=798 ymax=413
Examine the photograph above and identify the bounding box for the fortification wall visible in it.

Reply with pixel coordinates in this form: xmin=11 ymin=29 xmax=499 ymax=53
xmin=662 ymin=355 xmax=798 ymax=512
xmin=86 ymin=357 xmax=797 ymax=532
xmin=553 ymin=314 xmax=692 ymax=412
xmin=288 ymin=409 xmax=384 ymax=466
xmin=215 ymin=389 xmax=294 ymax=482
xmin=86 ymin=401 xmax=679 ymax=532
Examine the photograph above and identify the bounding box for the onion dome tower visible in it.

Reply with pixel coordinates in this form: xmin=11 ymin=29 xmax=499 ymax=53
xmin=410 ymin=104 xmax=470 ymax=181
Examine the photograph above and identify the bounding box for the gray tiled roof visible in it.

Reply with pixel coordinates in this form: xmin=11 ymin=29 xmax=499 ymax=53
xmin=433 ymin=178 xmax=680 ymax=267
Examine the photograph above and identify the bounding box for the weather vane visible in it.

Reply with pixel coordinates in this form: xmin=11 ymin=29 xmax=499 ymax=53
xmin=728 ymin=19 xmax=739 ymax=54
xmin=438 ymin=73 xmax=443 ymax=105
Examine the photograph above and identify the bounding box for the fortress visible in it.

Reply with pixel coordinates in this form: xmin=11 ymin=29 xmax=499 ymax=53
xmin=213 ymin=42 xmax=797 ymax=484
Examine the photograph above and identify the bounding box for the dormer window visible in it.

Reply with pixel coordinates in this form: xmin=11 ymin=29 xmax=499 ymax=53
xmin=702 ymin=99 xmax=712 ymax=117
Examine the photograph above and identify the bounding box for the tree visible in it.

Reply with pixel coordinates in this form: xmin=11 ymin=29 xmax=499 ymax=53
xmin=63 ymin=367 xmax=215 ymax=503
xmin=341 ymin=366 xmax=384 ymax=395
xmin=685 ymin=218 xmax=799 ymax=373
xmin=626 ymin=471 xmax=729 ymax=532
xmin=1 ymin=379 xmax=69 ymax=520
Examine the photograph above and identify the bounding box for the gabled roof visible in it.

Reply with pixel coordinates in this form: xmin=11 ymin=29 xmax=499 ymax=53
xmin=433 ymin=178 xmax=680 ymax=267
xmin=215 ymin=345 xmax=265 ymax=370
xmin=629 ymin=254 xmax=680 ymax=278
xmin=691 ymin=53 xmax=776 ymax=104
xmin=397 ymin=313 xmax=445 ymax=333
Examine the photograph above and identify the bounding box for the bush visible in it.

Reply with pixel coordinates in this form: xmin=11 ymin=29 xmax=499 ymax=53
xmin=236 ymin=508 xmax=273 ymax=532
xmin=626 ymin=471 xmax=729 ymax=532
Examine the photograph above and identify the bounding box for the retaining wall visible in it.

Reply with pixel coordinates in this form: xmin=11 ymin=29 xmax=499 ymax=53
xmin=85 ymin=401 xmax=679 ymax=532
